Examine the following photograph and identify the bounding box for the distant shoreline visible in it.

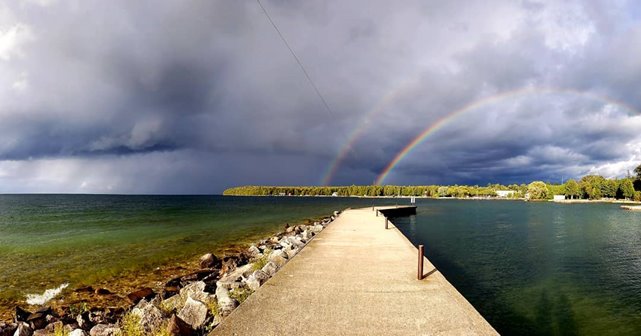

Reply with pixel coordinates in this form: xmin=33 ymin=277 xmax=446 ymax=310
xmin=224 ymin=194 xmax=641 ymax=204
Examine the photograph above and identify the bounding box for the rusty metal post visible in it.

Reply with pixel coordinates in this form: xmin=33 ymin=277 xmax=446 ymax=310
xmin=417 ymin=244 xmax=425 ymax=280
xmin=385 ymin=218 xmax=388 ymax=229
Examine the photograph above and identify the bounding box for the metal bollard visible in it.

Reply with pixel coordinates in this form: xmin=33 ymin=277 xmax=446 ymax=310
xmin=385 ymin=218 xmax=388 ymax=230
xmin=417 ymin=244 xmax=425 ymax=280
xmin=376 ymin=210 xmax=379 ymax=217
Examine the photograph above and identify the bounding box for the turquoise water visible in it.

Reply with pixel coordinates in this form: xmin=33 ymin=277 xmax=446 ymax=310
xmin=391 ymin=199 xmax=641 ymax=336
xmin=0 ymin=195 xmax=397 ymax=309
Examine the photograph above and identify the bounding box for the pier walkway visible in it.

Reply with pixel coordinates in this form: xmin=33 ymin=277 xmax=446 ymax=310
xmin=211 ymin=207 xmax=497 ymax=335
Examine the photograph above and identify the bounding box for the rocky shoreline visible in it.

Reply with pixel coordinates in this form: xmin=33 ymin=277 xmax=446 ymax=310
xmin=0 ymin=211 xmax=340 ymax=336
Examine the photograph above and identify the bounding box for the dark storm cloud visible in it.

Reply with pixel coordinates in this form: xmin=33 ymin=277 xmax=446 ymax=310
xmin=1 ymin=0 xmax=641 ymax=193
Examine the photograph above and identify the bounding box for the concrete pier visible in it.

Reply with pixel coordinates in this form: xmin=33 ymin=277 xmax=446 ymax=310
xmin=210 ymin=207 xmax=497 ymax=335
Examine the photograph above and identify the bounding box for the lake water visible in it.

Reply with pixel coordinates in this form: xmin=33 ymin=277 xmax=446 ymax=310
xmin=3 ymin=196 xmax=640 ymax=335
xmin=0 ymin=195 xmax=398 ymax=315
xmin=391 ymin=199 xmax=641 ymax=336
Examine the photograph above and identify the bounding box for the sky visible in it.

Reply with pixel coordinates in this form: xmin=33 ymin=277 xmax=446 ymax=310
xmin=1 ymin=0 xmax=641 ymax=193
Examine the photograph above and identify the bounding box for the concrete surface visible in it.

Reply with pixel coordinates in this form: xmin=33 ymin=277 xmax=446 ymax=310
xmin=210 ymin=207 xmax=498 ymax=336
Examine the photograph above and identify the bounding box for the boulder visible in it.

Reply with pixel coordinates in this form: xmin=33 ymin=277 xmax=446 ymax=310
xmin=42 ymin=321 xmax=64 ymax=334
xmin=284 ymin=248 xmax=299 ymax=259
xmin=162 ymin=281 xmax=209 ymax=312
xmin=76 ymin=311 xmax=92 ymax=330
xmin=218 ymin=264 xmax=254 ymax=288
xmin=261 ymin=261 xmax=278 ymax=277
xmin=0 ymin=323 xmax=17 ymax=336
xmin=88 ymin=324 xmax=120 ymax=336
xmin=215 ymin=286 xmax=237 ymax=317
xmin=268 ymin=250 xmax=288 ymax=268
xmin=245 ymin=274 xmax=261 ymax=291
xmin=247 ymin=245 xmax=261 ymax=257
xmin=131 ymin=299 xmax=164 ymax=335
xmin=15 ymin=307 xmax=31 ymax=323
xmin=162 ymin=286 xmax=180 ymax=299
xmin=312 ymin=224 xmax=324 ymax=233
xmin=166 ymin=314 xmax=194 ymax=336
xmin=179 ymin=281 xmax=208 ymax=302
xmin=13 ymin=322 xmax=32 ymax=336
xmin=302 ymin=229 xmax=314 ymax=240
xmin=177 ymin=297 xmax=208 ymax=330
xmin=251 ymin=270 xmax=269 ymax=283
xmin=69 ymin=330 xmax=88 ymax=336
xmin=26 ymin=312 xmax=47 ymax=330
xmin=32 ymin=330 xmax=48 ymax=336
xmin=199 ymin=253 xmax=221 ymax=269
xmin=127 ymin=287 xmax=155 ymax=304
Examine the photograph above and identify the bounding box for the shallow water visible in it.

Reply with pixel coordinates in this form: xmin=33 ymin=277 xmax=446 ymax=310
xmin=0 ymin=195 xmax=397 ymax=310
xmin=391 ymin=199 xmax=641 ymax=336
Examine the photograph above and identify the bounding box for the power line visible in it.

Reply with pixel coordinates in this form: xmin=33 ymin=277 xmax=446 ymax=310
xmin=256 ymin=0 xmax=335 ymax=117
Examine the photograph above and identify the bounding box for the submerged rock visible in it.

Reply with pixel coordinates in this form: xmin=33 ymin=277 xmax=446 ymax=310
xmin=127 ymin=287 xmax=155 ymax=304
xmin=94 ymin=288 xmax=111 ymax=295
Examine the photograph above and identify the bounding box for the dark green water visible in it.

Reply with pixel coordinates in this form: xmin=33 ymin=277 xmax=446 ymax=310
xmin=0 ymin=195 xmax=396 ymax=306
xmin=391 ymin=199 xmax=641 ymax=336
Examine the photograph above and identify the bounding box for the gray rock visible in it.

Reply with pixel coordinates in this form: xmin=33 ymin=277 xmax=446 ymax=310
xmin=131 ymin=299 xmax=164 ymax=335
xmin=218 ymin=264 xmax=254 ymax=288
xmin=302 ymin=229 xmax=314 ymax=240
xmin=261 ymin=261 xmax=278 ymax=276
xmin=0 ymin=323 xmax=17 ymax=336
xmin=268 ymin=250 xmax=288 ymax=268
xmin=177 ymin=297 xmax=208 ymax=330
xmin=245 ymin=274 xmax=261 ymax=291
xmin=32 ymin=330 xmax=47 ymax=336
xmin=215 ymin=286 xmax=237 ymax=317
xmin=13 ymin=323 xmax=32 ymax=336
xmin=284 ymin=247 xmax=299 ymax=259
xmin=199 ymin=253 xmax=221 ymax=269
xmin=69 ymin=329 xmax=87 ymax=336
xmin=312 ymin=224 xmax=324 ymax=232
xmin=89 ymin=324 xmax=119 ymax=336
xmin=252 ymin=269 xmax=269 ymax=283
xmin=180 ymin=281 xmax=208 ymax=302
xmin=247 ymin=245 xmax=261 ymax=256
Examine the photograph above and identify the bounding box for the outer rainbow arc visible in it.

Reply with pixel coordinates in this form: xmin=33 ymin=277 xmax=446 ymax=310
xmin=374 ymin=87 xmax=640 ymax=185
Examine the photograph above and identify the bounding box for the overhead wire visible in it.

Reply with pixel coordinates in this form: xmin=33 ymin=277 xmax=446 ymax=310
xmin=255 ymin=0 xmax=335 ymax=118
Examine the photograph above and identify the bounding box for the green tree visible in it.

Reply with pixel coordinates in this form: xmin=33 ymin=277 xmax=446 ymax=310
xmin=527 ymin=181 xmax=550 ymax=200
xmin=635 ymin=164 xmax=641 ymax=180
xmin=602 ymin=179 xmax=618 ymax=198
xmin=619 ymin=179 xmax=635 ymax=199
xmin=564 ymin=179 xmax=580 ymax=199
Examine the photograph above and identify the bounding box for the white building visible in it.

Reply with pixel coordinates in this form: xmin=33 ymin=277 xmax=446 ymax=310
xmin=496 ymin=190 xmax=516 ymax=198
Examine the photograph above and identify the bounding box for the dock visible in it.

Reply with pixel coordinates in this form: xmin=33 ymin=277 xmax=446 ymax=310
xmin=210 ymin=206 xmax=497 ymax=335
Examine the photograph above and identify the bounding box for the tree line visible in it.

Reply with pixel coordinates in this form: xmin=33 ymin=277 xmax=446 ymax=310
xmin=224 ymin=165 xmax=641 ymax=201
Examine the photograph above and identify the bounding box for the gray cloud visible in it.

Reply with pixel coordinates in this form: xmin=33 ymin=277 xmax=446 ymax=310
xmin=0 ymin=0 xmax=640 ymax=193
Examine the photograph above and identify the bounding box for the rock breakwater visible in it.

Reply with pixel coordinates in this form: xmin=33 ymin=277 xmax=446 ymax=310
xmin=0 ymin=212 xmax=340 ymax=336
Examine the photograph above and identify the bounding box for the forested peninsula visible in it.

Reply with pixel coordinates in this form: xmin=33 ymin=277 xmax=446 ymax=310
xmin=224 ymin=166 xmax=641 ymax=202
